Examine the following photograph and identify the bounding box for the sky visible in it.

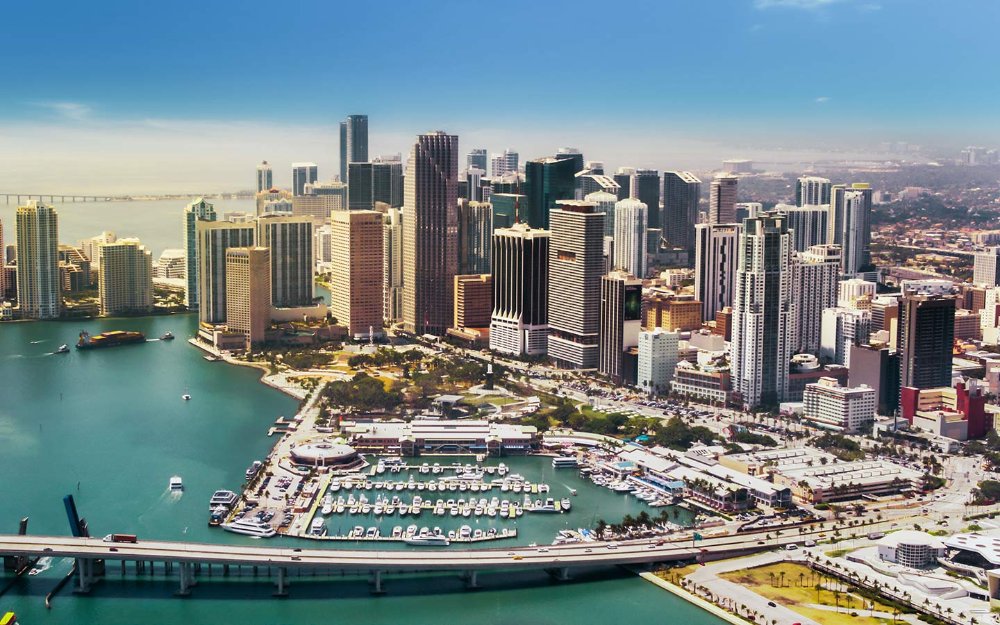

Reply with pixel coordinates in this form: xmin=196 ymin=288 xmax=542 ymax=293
xmin=1 ymin=0 xmax=998 ymax=193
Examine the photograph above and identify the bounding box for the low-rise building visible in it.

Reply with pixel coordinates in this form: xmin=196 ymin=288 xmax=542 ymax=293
xmin=877 ymin=531 xmax=946 ymax=569
xmin=671 ymin=358 xmax=731 ymax=404
xmin=900 ymin=380 xmax=990 ymax=440
xmin=775 ymin=460 xmax=922 ymax=503
xmin=346 ymin=419 xmax=539 ymax=457
xmin=802 ymin=377 xmax=876 ymax=433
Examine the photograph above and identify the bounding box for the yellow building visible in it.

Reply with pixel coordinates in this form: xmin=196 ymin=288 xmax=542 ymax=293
xmin=225 ymin=247 xmax=271 ymax=348
xmin=330 ymin=210 xmax=384 ymax=339
xmin=645 ymin=291 xmax=702 ymax=331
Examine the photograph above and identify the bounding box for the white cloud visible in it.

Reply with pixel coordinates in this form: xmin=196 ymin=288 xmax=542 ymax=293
xmin=33 ymin=101 xmax=93 ymax=121
xmin=815 ymin=96 xmax=831 ymax=103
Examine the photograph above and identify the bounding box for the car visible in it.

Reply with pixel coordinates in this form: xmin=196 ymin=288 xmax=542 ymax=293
xmin=757 ymin=541 xmax=765 ymax=545
xmin=584 ymin=548 xmax=593 ymax=553
xmin=109 ymin=547 xmax=118 ymax=552
xmin=537 ymin=547 xmax=549 ymax=553
xmin=767 ymin=602 xmax=777 ymax=608
xmin=647 ymin=543 xmax=657 ymax=550
xmin=606 ymin=542 xmax=618 ymax=550
xmin=511 ymin=555 xmax=524 ymax=561
xmin=785 ymin=544 xmax=798 ymax=550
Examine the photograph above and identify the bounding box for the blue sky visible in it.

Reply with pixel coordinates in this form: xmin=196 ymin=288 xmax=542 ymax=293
xmin=2 ymin=0 xmax=998 ymax=192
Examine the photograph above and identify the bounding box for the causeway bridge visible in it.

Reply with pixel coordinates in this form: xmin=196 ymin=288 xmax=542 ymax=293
xmin=2 ymin=193 xmax=130 ymax=204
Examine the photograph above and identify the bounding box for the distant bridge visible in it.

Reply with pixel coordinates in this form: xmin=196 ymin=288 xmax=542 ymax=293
xmin=2 ymin=193 xmax=131 ymax=204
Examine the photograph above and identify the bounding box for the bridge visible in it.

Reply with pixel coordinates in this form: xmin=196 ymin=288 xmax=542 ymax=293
xmin=2 ymin=193 xmax=131 ymax=204
xmin=0 ymin=524 xmax=830 ymax=597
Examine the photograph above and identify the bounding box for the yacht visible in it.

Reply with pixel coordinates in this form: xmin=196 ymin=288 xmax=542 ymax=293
xmin=55 ymin=344 xmax=70 ymax=354
xmin=404 ymin=529 xmax=450 ymax=546
xmin=209 ymin=506 xmax=229 ymax=526
xmin=223 ymin=518 xmax=276 ymax=538
xmin=419 ymin=463 xmax=430 ymax=474
xmin=351 ymin=525 xmax=365 ymax=538
xmin=391 ymin=526 xmax=403 ymax=538
xmin=209 ymin=490 xmax=238 ymax=510
xmin=459 ymin=525 xmax=472 ymax=539
xmin=321 ymin=495 xmax=334 ymax=516
xmin=245 ymin=460 xmax=263 ymax=481
xmin=364 ymin=527 xmax=379 ymax=539
xmin=560 ymin=498 xmax=572 ymax=511
xmin=310 ymin=518 xmax=327 ymax=536
xmin=552 ymin=456 xmax=580 ymax=469
xmin=169 ymin=476 xmax=184 ymax=491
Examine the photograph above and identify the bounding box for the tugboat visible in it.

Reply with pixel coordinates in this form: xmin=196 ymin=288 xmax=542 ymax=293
xmin=160 ymin=331 xmax=175 ymax=341
xmin=76 ymin=330 xmax=146 ymax=350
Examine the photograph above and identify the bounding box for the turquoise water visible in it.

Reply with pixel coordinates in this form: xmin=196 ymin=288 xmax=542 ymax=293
xmin=0 ymin=201 xmax=724 ymax=623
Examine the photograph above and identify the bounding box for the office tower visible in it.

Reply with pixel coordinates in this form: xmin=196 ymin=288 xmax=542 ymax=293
xmin=314 ymin=225 xmax=332 ymax=268
xmin=524 ymin=157 xmax=577 ymax=229
xmin=829 ymin=183 xmax=873 ymax=277
xmin=694 ymin=223 xmax=739 ymax=323
xmin=898 ymin=291 xmax=955 ymax=390
xmin=256 ymin=215 xmax=313 ymax=308
xmin=490 ymin=193 xmax=523 ymax=230
xmin=820 ymin=307 xmax=871 ymax=366
xmin=256 ymin=161 xmax=273 ymax=193
xmin=634 ymin=169 xmax=660 ymax=229
xmin=577 ymin=174 xmax=620 ymax=198
xmin=467 ymin=148 xmax=487 ymax=172
xmin=637 ymin=328 xmax=679 ymax=395
xmin=347 ymin=162 xmax=374 ymax=210
xmin=662 ymin=171 xmax=701 ymax=256
xmin=291 ymin=162 xmax=318 ymax=196
xmin=708 ymin=174 xmax=738 ymax=224
xmin=292 ymin=193 xmax=342 ymax=223
xmin=196 ymin=221 xmax=255 ymax=323
xmin=555 ymin=147 xmax=583 ymax=176
xmin=490 ymin=149 xmax=518 ymax=177
xmin=849 ymin=343 xmax=900 ymax=416
xmin=402 ymin=131 xmax=459 ymax=335
xmin=781 ymin=204 xmax=829 ymax=252
xmin=383 ymin=207 xmax=403 ymax=324
xmin=802 ymin=377 xmax=876 ymax=433
xmin=98 ymin=238 xmax=152 ymax=316
xmin=464 ymin=168 xmax=487 ymax=202
xmin=731 ymin=212 xmax=795 ymax=408
xmin=871 ymin=295 xmax=900 ymax=334
xmin=839 ymin=278 xmax=876 ymax=309
xmin=974 ymin=247 xmax=1000 ymax=287
xmin=153 ymin=250 xmax=185 ymax=280
xmin=599 ymin=271 xmax=643 ymax=383
xmin=547 ymin=201 xmax=605 ymax=369
xmin=490 ymin=223 xmax=549 ymax=356
xmin=796 ymin=176 xmax=832 ymax=207
xmin=735 ymin=202 xmax=761 ymax=223
xmin=15 ymin=201 xmax=60 ymax=319
xmin=183 ymin=198 xmax=217 ymax=309
xmin=255 ymin=188 xmax=293 ymax=215
xmin=613 ymin=198 xmax=648 ymax=278
xmin=225 ymin=247 xmax=271 ymax=348
xmin=793 ymin=244 xmax=841 ymax=355
xmin=340 ymin=114 xmax=369 ymax=182
xmin=613 ymin=167 xmax=635 ymax=201
xmin=453 ymin=274 xmax=493 ymax=329
xmin=330 ymin=210 xmax=383 ymax=339
xmin=371 ymin=157 xmax=404 ymax=208
xmin=457 ymin=199 xmax=492 ymax=275
xmin=603 ymin=236 xmax=615 ymax=275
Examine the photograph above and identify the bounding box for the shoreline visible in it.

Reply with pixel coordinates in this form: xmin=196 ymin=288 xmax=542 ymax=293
xmin=636 ymin=570 xmax=751 ymax=625
xmin=186 ymin=337 xmax=307 ymax=401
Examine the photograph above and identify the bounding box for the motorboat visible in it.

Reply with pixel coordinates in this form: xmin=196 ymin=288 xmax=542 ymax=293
xmin=310 ymin=518 xmax=327 ymax=536
xmin=169 ymin=476 xmax=184 ymax=491
xmin=160 ymin=332 xmax=175 ymax=341
xmin=55 ymin=344 xmax=70 ymax=354
xmin=405 ymin=528 xmax=450 ymax=546
xmin=223 ymin=518 xmax=276 ymax=538
xmin=181 ymin=394 xmax=192 ymax=401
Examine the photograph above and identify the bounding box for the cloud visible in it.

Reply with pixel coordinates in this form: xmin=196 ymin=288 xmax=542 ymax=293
xmin=815 ymin=96 xmax=831 ymax=104
xmin=33 ymin=101 xmax=93 ymax=121
xmin=753 ymin=0 xmax=845 ymax=9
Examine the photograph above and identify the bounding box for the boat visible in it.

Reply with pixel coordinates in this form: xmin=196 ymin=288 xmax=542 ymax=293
xmin=55 ymin=344 xmax=70 ymax=354
xmin=321 ymin=494 xmax=334 ymax=516
xmin=552 ymin=456 xmax=580 ymax=469
xmin=392 ymin=526 xmax=403 ymax=538
xmin=160 ymin=331 xmax=175 ymax=340
xmin=310 ymin=518 xmax=327 ymax=536
xmin=245 ymin=460 xmax=263 ymax=481
xmin=182 ymin=394 xmax=192 ymax=401
xmin=223 ymin=518 xmax=276 ymax=538
xmin=459 ymin=525 xmax=472 ymax=539
xmin=209 ymin=490 xmax=238 ymax=510
xmin=404 ymin=530 xmax=450 ymax=546
xmin=560 ymin=498 xmax=572 ymax=511
xmin=209 ymin=506 xmax=229 ymax=526
xmin=364 ymin=527 xmax=378 ymax=539
xmin=75 ymin=330 xmax=146 ymax=350
xmin=169 ymin=476 xmax=183 ymax=491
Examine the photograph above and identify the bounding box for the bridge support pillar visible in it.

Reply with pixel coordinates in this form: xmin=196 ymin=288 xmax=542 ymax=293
xmin=370 ymin=570 xmax=385 ymax=595
xmin=273 ymin=567 xmax=288 ymax=597
xmin=546 ymin=567 xmax=570 ymax=582
xmin=176 ymin=562 xmax=196 ymax=596
xmin=74 ymin=558 xmax=94 ymax=593
xmin=463 ymin=570 xmax=480 ymax=589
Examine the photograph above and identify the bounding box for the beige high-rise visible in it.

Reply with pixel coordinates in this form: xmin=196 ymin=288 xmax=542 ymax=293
xmin=225 ymin=247 xmax=271 ymax=348
xmin=15 ymin=201 xmax=61 ymax=319
xmin=331 ymin=210 xmax=384 ymax=339
xmin=98 ymin=238 xmax=153 ymax=316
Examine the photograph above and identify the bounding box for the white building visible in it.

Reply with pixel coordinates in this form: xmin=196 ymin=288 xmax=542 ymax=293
xmin=694 ymin=223 xmax=740 ymax=323
xmin=98 ymin=238 xmax=153 ymax=316
xmin=16 ymin=201 xmax=61 ymax=319
xmin=780 ymin=204 xmax=830 ymax=252
xmin=637 ymin=328 xmax=679 ymax=395
xmin=974 ymin=247 xmax=1000 ymax=287
xmin=153 ymin=248 xmax=186 ymax=280
xmin=803 ymin=377 xmax=876 ymax=433
xmin=838 ymin=278 xmax=876 ymax=309
xmin=793 ymin=244 xmax=841 ymax=355
xmin=383 ymin=208 xmax=403 ymax=325
xmin=796 ymin=176 xmax=832 ymax=207
xmin=79 ymin=231 xmax=117 ymax=267
xmin=981 ymin=287 xmax=1000 ymax=345
xmin=820 ymin=307 xmax=871 ymax=366
xmin=613 ymin=198 xmax=647 ymax=278
xmin=829 ymin=184 xmax=873 ymax=277
xmin=585 ymin=191 xmax=618 ymax=238
xmin=708 ymin=174 xmax=738 ymax=224
xmin=877 ymin=531 xmax=946 ymax=569
xmin=490 ymin=149 xmax=518 ymax=178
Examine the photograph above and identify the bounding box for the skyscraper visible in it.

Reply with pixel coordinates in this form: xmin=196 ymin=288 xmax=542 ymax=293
xmin=256 ymin=215 xmax=314 ymax=308
xmin=490 ymin=193 xmax=523 ymax=230
xmin=973 ymin=247 xmax=1000 ymax=287
xmin=792 ymin=244 xmax=841 ymax=355
xmin=330 ymin=210 xmax=383 ymax=338
xmin=196 ymin=221 xmax=255 ymax=323
xmin=708 ymin=174 xmax=738 ymax=224
xmin=613 ymin=198 xmax=648 ymax=278
xmin=599 ymin=271 xmax=643 ymax=383
xmin=340 ymin=114 xmax=368 ymax=182
xmin=585 ymin=191 xmax=618 ymax=238
xmin=524 ymin=157 xmax=577 ymax=229
xmin=457 ymin=199 xmax=492 ymax=275
xmin=490 ymin=223 xmax=549 ymax=356
xmin=490 ymin=149 xmax=518 ymax=177
xmin=634 ymin=169 xmax=660 ymax=229
xmin=183 ymin=198 xmax=218 ymax=311
xmin=291 ymin=162 xmax=318 ymax=196
xmin=662 ymin=171 xmax=701 ymax=256
xmin=613 ymin=167 xmax=634 ymax=201
xmin=467 ymin=148 xmax=487 ymax=172
xmin=225 ymin=247 xmax=271 ymax=348
xmin=694 ymin=222 xmax=740 ymax=323
xmin=256 ymin=161 xmax=273 ymax=193
xmin=898 ymin=291 xmax=955 ymax=390
xmin=383 ymin=207 xmax=403 ymax=325
xmin=402 ymin=131 xmax=459 ymax=335
xmin=347 ymin=162 xmax=375 ymax=210
xmin=731 ymin=212 xmax=796 ymax=408
xmin=98 ymin=238 xmax=153 ymax=316
xmin=547 ymin=201 xmax=605 ymax=369
xmin=796 ymin=176 xmax=832 ymax=207
xmin=820 ymin=307 xmax=871 ymax=366
xmin=781 ymin=204 xmax=830 ymax=252
xmin=829 ymin=183 xmax=873 ymax=277
xmin=372 ymin=157 xmax=404 ymax=208
xmin=15 ymin=201 xmax=60 ymax=319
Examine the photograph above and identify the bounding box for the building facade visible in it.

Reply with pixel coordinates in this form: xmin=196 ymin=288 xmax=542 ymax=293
xmin=196 ymin=221 xmax=255 ymax=323
xmin=15 ymin=201 xmax=61 ymax=319
xmin=662 ymin=171 xmax=701 ymax=256
xmin=330 ymin=210 xmax=384 ymax=338
xmin=613 ymin=197 xmax=648 ymax=278
xmin=638 ymin=328 xmax=679 ymax=395
xmin=224 ymin=247 xmax=271 ymax=348
xmin=898 ymin=291 xmax=956 ymax=390
xmin=490 ymin=223 xmax=549 ymax=356
xmin=291 ymin=162 xmax=318 ymax=196
xmin=98 ymin=238 xmax=153 ymax=316
xmin=708 ymin=174 xmax=738 ymax=225
xmin=599 ymin=271 xmax=643 ymax=383
xmin=793 ymin=244 xmax=841 ymax=355
xmin=803 ymin=377 xmax=876 ymax=433
xmin=694 ymin=222 xmax=740 ymax=324
xmin=829 ymin=183 xmax=873 ymax=277
xmin=183 ymin=197 xmax=216 ymax=309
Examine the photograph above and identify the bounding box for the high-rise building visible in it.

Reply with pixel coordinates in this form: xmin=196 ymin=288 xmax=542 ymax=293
xmin=291 ymin=162 xmax=318 ymax=196
xmin=796 ymin=176 xmax=832 ymax=207
xmin=599 ymin=271 xmax=643 ymax=383
xmin=662 ymin=171 xmax=701 ymax=255
xmin=898 ymin=291 xmax=955 ymax=390
xmin=803 ymin=377 xmax=876 ymax=433
xmin=196 ymin=221 xmax=255 ymax=323
xmin=849 ymin=343 xmax=901 ymax=416
xmin=255 ymin=188 xmax=293 ymax=215
xmin=708 ymin=174 xmax=738 ymax=225
xmin=637 ymin=328 xmax=679 ymax=395
xmin=458 ymin=199 xmax=492 ymax=275
xmin=464 ymin=168 xmax=486 ymax=202
xmin=555 ymin=147 xmax=583 ymax=176
xmin=829 ymin=183 xmax=873 ymax=277
xmin=489 ymin=223 xmax=549 ymax=356
xmin=613 ymin=167 xmax=635 ymax=201
xmin=524 ymin=157 xmax=577 ymax=229
xmin=489 ymin=193 xmax=523 ymax=230
xmin=839 ymin=278 xmax=876 ymax=310
xmin=634 ymin=169 xmax=660 ymax=229
xmin=183 ymin=197 xmax=216 ymax=309
xmin=820 ymin=307 xmax=872 ymax=366
xmin=453 ymin=274 xmax=493 ymax=329
xmin=256 ymin=215 xmax=313 ymax=308
xmin=0 ymin=219 xmax=5 ymax=298
xmin=781 ymin=204 xmax=830 ymax=252
xmin=467 ymin=148 xmax=487 ymax=173
xmin=372 ymin=157 xmax=404 ymax=208
xmin=330 ymin=210 xmax=383 ymax=339
xmin=731 ymin=212 xmax=796 ymax=408
xmin=613 ymin=198 xmax=648 ymax=278
xmin=347 ymin=162 xmax=374 ymax=210
xmin=383 ymin=208 xmax=403 ymax=325
xmin=547 ymin=201 xmax=605 ymax=369
xmin=225 ymin=247 xmax=271 ymax=348
xmin=973 ymin=247 xmax=1000 ymax=287
xmin=98 ymin=238 xmax=153 ymax=316
xmin=577 ymin=174 xmax=620 ymax=199
xmin=79 ymin=231 xmax=117 ymax=267
xmin=256 ymin=161 xmax=273 ymax=193
xmin=15 ymin=201 xmax=60 ymax=319
xmin=402 ymin=131 xmax=459 ymax=335
xmin=490 ymin=149 xmax=518 ymax=177
xmin=793 ymin=244 xmax=841 ymax=355
xmin=341 ymin=114 xmax=369 ymax=183
xmin=584 ymin=191 xmax=618 ymax=238
xmin=694 ymin=222 xmax=740 ymax=323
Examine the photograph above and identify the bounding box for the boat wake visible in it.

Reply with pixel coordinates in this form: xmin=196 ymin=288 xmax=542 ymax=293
xmin=29 ymin=556 xmax=53 ymax=576
xmin=29 ymin=340 xmax=48 ymax=344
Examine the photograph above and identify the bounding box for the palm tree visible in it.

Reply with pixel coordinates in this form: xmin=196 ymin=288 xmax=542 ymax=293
xmin=799 ymin=572 xmax=805 ymax=587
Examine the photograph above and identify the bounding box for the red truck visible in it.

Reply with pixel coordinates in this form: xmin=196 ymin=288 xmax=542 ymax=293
xmin=102 ymin=534 xmax=138 ymax=543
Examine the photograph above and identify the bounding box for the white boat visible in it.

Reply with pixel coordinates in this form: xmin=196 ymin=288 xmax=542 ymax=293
xmin=552 ymin=456 xmax=580 ymax=469
xmin=405 ymin=531 xmax=450 ymax=546
xmin=310 ymin=518 xmax=327 ymax=536
xmin=321 ymin=495 xmax=334 ymax=515
xmin=56 ymin=344 xmax=70 ymax=353
xmin=209 ymin=490 xmax=238 ymax=510
xmin=181 ymin=394 xmax=192 ymax=401
xmin=392 ymin=526 xmax=403 ymax=538
xmin=459 ymin=525 xmax=472 ymax=539
xmin=169 ymin=476 xmax=183 ymax=491
xmin=560 ymin=498 xmax=572 ymax=511
xmin=223 ymin=518 xmax=276 ymax=538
